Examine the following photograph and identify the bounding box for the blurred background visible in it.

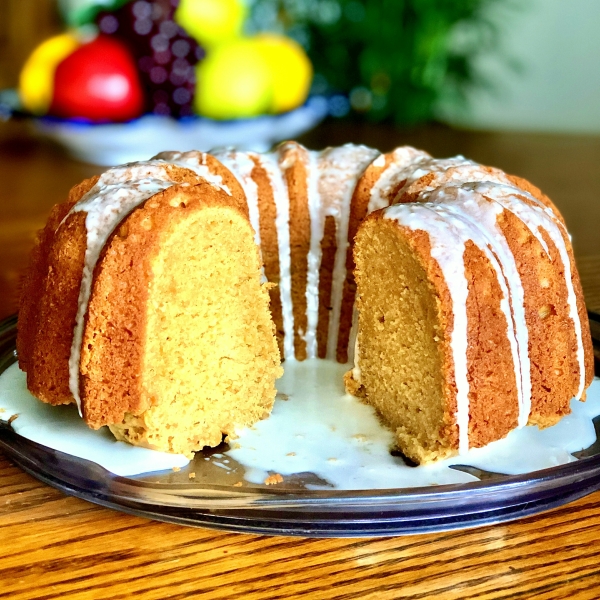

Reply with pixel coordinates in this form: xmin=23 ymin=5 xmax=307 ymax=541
xmin=0 ymin=0 xmax=599 ymax=318
xmin=3 ymin=0 xmax=600 ymax=133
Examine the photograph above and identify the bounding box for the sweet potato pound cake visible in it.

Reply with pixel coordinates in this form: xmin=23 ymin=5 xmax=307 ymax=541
xmin=18 ymin=159 xmax=282 ymax=456
xmin=17 ymin=144 xmax=594 ymax=463
xmin=348 ymin=160 xmax=594 ymax=463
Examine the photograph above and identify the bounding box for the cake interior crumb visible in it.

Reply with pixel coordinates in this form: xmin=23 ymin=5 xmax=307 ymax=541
xmin=353 ymin=219 xmax=454 ymax=463
xmin=108 ymin=205 xmax=282 ymax=455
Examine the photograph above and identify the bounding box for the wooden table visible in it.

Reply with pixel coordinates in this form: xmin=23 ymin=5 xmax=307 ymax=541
xmin=0 ymin=121 xmax=599 ymax=599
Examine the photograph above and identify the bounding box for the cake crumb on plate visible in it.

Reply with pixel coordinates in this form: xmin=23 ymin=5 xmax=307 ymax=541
xmin=264 ymin=473 xmax=284 ymax=485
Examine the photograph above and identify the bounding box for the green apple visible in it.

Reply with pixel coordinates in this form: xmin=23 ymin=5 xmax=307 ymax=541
xmin=194 ymin=38 xmax=272 ymax=119
xmin=175 ymin=0 xmax=246 ymax=48
xmin=254 ymin=34 xmax=313 ymax=113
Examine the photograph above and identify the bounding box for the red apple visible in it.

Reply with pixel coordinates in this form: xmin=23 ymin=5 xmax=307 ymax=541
xmin=50 ymin=35 xmax=144 ymax=122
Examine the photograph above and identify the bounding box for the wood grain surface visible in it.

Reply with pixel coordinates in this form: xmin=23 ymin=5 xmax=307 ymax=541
xmin=0 ymin=121 xmax=599 ymax=599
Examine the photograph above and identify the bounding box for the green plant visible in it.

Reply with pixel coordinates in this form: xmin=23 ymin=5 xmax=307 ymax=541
xmin=248 ymin=0 xmax=506 ymax=125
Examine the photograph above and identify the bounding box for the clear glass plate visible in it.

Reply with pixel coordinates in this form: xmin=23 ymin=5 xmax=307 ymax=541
xmin=1 ymin=313 xmax=600 ymax=537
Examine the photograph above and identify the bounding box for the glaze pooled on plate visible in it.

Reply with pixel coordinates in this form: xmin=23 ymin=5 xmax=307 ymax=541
xmin=1 ymin=360 xmax=598 ymax=487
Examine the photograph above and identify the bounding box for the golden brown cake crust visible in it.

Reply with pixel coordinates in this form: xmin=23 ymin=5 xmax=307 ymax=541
xmin=496 ymin=210 xmax=575 ymax=426
xmin=504 ymin=175 xmax=594 ymax=405
xmin=462 ymin=240 xmax=519 ymax=447
xmin=18 ymin=176 xmax=99 ymax=405
xmin=26 ymin=211 xmax=88 ymax=405
xmin=17 ymin=202 xmax=76 ymax=375
xmin=317 ymin=215 xmax=337 ymax=358
xmin=17 ymin=176 xmax=99 ymax=379
xmin=337 ymin=157 xmax=389 ymax=362
xmin=279 ymin=142 xmax=311 ymax=361
xmin=250 ymin=155 xmax=285 ymax=356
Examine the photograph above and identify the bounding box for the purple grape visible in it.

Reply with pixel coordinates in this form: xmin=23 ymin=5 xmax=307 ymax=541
xmin=96 ymin=0 xmax=204 ymax=118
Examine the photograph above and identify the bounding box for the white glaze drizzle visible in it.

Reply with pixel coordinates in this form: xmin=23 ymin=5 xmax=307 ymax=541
xmin=152 ymin=150 xmax=231 ymax=195
xmin=372 ymin=154 xmax=386 ymax=168
xmin=67 ymin=162 xmax=182 ymax=412
xmin=395 ymin=160 xmax=514 ymax=202
xmin=471 ymin=182 xmax=587 ymax=399
xmin=258 ymin=151 xmax=296 ymax=360
xmin=383 ymin=202 xmax=472 ymax=453
xmin=304 ymin=150 xmax=324 ymax=358
xmin=318 ymin=144 xmax=381 ymax=359
xmin=367 ymin=147 xmax=431 ymax=213
xmin=422 ymin=188 xmax=531 ymax=428
xmin=210 ymin=149 xmax=262 ymax=247
xmin=395 ymin=156 xmax=482 ymax=194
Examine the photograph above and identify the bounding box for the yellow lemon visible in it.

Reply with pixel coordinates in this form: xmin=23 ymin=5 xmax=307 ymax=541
xmin=254 ymin=33 xmax=313 ymax=113
xmin=19 ymin=32 xmax=80 ymax=115
xmin=175 ymin=0 xmax=246 ymax=48
xmin=194 ymin=38 xmax=273 ymax=119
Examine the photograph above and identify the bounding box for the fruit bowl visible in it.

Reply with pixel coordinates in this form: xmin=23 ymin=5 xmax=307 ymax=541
xmin=28 ymin=96 xmax=328 ymax=166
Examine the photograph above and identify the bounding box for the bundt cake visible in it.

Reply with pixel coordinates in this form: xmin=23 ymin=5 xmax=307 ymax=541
xmin=16 ymin=141 xmax=594 ymax=464
xmin=17 ymin=158 xmax=282 ymax=455
xmin=347 ymin=155 xmax=593 ymax=462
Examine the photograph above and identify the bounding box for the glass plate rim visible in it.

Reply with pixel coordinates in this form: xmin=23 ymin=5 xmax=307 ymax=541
xmin=2 ymin=313 xmax=600 ymax=536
